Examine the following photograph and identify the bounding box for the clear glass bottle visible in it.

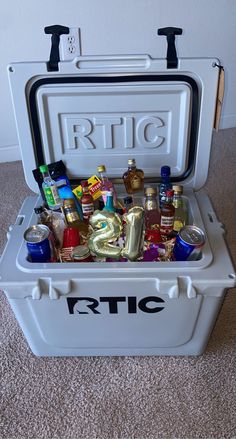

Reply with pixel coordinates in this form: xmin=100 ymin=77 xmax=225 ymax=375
xmin=144 ymin=187 xmax=161 ymax=232
xmin=172 ymin=185 xmax=188 ymax=232
xmin=97 ymin=164 xmax=117 ymax=206
xmin=159 ymin=165 xmax=172 ymax=209
xmin=123 ymin=158 xmax=144 ymax=194
xmin=39 ymin=165 xmax=62 ymax=210
xmin=160 ymin=189 xmax=175 ymax=237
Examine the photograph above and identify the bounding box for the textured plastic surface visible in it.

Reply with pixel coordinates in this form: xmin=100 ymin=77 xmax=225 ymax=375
xmin=8 ymin=56 xmax=219 ymax=192
xmin=1 ymin=191 xmax=235 ymax=356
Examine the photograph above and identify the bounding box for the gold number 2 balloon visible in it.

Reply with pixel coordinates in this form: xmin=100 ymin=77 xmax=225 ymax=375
xmin=88 ymin=210 xmax=123 ymax=259
xmin=122 ymin=206 xmax=145 ymax=261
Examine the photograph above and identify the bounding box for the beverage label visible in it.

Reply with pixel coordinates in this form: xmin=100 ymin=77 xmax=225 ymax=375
xmin=131 ymin=176 xmax=142 ymax=190
xmin=43 ymin=186 xmax=59 ymax=207
xmin=161 ymin=216 xmax=174 ymax=227
xmin=73 ymin=175 xmax=102 ymax=201
xmin=82 ymin=203 xmax=94 ymax=219
xmin=160 ymin=215 xmax=174 ymax=235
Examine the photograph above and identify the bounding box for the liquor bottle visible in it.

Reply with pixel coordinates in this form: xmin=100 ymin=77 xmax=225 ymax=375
xmin=122 ymin=158 xmax=144 ymax=194
xmin=103 ymin=191 xmax=116 ymax=212
xmin=159 ymin=165 xmax=172 ymax=209
xmin=81 ymin=180 xmax=94 ymax=221
xmin=63 ymin=198 xmax=88 ymax=235
xmin=160 ymin=189 xmax=175 ymax=237
xmin=144 ymin=187 xmax=161 ymax=231
xmin=39 ymin=164 xmax=62 ymax=210
xmin=97 ymin=165 xmax=117 ymax=206
xmin=172 ymin=185 xmax=188 ymax=233
xmin=34 ymin=205 xmax=59 ymax=244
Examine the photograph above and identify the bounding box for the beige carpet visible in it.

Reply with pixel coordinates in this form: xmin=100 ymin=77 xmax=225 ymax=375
xmin=0 ymin=128 xmax=236 ymax=439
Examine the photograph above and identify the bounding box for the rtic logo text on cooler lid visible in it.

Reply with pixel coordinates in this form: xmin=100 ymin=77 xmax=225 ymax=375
xmin=65 ymin=115 xmax=165 ymax=150
xmin=67 ymin=296 xmax=165 ymax=315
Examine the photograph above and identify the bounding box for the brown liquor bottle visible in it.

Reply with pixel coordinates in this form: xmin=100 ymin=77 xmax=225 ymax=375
xmin=63 ymin=198 xmax=89 ymax=236
xmin=123 ymin=158 xmax=144 ymax=194
xmin=160 ymin=189 xmax=175 ymax=237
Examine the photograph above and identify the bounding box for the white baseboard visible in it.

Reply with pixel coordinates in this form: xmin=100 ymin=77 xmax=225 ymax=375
xmin=220 ymin=114 xmax=236 ymax=129
xmin=0 ymin=144 xmax=21 ymax=163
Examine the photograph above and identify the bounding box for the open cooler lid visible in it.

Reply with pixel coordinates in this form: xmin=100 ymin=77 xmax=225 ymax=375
xmin=8 ymin=29 xmax=220 ymax=192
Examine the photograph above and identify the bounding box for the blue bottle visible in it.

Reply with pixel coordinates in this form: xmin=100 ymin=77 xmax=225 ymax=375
xmin=159 ymin=166 xmax=172 ymax=209
xmin=103 ymin=191 xmax=116 ymax=212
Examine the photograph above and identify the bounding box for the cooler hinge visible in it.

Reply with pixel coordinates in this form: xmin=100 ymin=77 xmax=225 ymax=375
xmin=158 ymin=26 xmax=183 ymax=69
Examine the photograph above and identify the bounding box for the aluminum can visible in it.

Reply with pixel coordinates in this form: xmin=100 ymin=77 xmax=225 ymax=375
xmin=173 ymin=225 xmax=205 ymax=261
xmin=72 ymin=245 xmax=93 ymax=262
xmin=24 ymin=225 xmax=51 ymax=262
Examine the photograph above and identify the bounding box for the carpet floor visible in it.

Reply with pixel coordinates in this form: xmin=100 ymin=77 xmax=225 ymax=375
xmin=0 ymin=128 xmax=236 ymax=439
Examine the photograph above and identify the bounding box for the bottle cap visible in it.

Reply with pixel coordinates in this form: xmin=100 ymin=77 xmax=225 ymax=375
xmin=145 ymin=187 xmax=157 ymax=196
xmin=173 ymin=185 xmax=183 ymax=194
xmin=39 ymin=164 xmax=48 ymax=173
xmin=161 ymin=165 xmax=170 ymax=177
xmin=81 ymin=180 xmax=89 ymax=187
xmin=128 ymin=158 xmax=136 ymax=166
xmin=106 ymin=191 xmax=113 ymax=197
xmin=97 ymin=165 xmax=106 ymax=173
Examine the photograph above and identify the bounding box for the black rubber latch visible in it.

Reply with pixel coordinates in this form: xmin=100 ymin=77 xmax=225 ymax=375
xmin=44 ymin=25 xmax=69 ymax=71
xmin=158 ymin=27 xmax=183 ymax=69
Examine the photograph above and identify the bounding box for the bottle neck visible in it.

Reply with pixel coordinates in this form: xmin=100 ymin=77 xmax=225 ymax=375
xmin=82 ymin=186 xmax=90 ymax=195
xmin=99 ymin=171 xmax=108 ymax=182
xmin=145 ymin=195 xmax=158 ymax=210
xmin=173 ymin=193 xmax=182 ymax=206
xmin=161 ymin=176 xmax=170 ymax=183
xmin=128 ymin=164 xmax=136 ymax=171
xmin=42 ymin=171 xmax=50 ymax=180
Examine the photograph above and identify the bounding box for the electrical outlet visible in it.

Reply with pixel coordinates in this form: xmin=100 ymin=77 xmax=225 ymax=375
xmin=60 ymin=28 xmax=81 ymax=60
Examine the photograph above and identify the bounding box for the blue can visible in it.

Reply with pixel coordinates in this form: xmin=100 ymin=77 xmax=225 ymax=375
xmin=173 ymin=225 xmax=205 ymax=261
xmin=24 ymin=225 xmax=51 ymax=262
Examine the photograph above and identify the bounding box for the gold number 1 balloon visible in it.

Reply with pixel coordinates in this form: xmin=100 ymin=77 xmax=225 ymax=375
xmin=122 ymin=206 xmax=145 ymax=261
xmin=88 ymin=210 xmax=123 ymax=259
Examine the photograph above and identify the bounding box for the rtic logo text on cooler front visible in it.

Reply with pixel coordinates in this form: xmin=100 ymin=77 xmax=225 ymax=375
xmin=67 ymin=296 xmax=165 ymax=315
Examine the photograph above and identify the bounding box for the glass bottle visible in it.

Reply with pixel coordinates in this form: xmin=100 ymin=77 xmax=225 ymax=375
xmin=160 ymin=189 xmax=175 ymax=237
xmin=39 ymin=164 xmax=62 ymax=210
xmin=97 ymin=165 xmax=117 ymax=206
xmin=159 ymin=165 xmax=172 ymax=209
xmin=172 ymin=185 xmax=188 ymax=233
xmin=63 ymin=198 xmax=88 ymax=235
xmin=144 ymin=187 xmax=161 ymax=232
xmin=122 ymin=158 xmax=144 ymax=194
xmin=80 ymin=180 xmax=94 ymax=221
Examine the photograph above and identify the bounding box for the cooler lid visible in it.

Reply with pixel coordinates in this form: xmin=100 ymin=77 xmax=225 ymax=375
xmin=8 ymin=53 xmax=220 ymax=192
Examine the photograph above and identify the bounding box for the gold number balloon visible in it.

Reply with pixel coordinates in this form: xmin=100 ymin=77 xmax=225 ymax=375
xmin=122 ymin=206 xmax=145 ymax=261
xmin=88 ymin=210 xmax=123 ymax=259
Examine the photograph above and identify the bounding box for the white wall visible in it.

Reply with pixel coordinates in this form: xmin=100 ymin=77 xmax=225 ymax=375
xmin=0 ymin=0 xmax=236 ymax=162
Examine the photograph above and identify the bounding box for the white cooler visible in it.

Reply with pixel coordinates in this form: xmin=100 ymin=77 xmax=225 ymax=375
xmin=0 ymin=25 xmax=235 ymax=356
